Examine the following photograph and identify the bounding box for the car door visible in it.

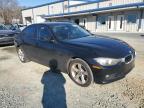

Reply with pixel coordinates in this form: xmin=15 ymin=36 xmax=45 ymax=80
xmin=36 ymin=24 xmax=56 ymax=66
xmin=21 ymin=25 xmax=38 ymax=60
xmin=52 ymin=42 xmax=72 ymax=72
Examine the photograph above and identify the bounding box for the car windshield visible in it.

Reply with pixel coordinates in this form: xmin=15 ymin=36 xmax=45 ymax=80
xmin=50 ymin=23 xmax=91 ymax=40
xmin=0 ymin=24 xmax=8 ymax=30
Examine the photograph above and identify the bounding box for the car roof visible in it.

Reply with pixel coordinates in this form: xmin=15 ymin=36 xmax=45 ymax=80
xmin=33 ymin=22 xmax=73 ymax=26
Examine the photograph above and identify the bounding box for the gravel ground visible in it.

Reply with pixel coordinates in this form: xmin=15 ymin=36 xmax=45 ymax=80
xmin=0 ymin=34 xmax=144 ymax=108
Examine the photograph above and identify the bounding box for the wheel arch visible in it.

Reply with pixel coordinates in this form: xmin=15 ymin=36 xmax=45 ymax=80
xmin=67 ymin=56 xmax=94 ymax=87
xmin=66 ymin=56 xmax=90 ymax=74
xmin=14 ymin=40 xmax=21 ymax=48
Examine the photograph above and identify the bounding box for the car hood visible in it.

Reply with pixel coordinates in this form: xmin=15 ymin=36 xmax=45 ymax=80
xmin=64 ymin=36 xmax=134 ymax=58
xmin=0 ymin=30 xmax=16 ymax=36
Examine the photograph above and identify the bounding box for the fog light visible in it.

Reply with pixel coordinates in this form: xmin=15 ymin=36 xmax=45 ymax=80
xmin=105 ymin=75 xmax=110 ymax=78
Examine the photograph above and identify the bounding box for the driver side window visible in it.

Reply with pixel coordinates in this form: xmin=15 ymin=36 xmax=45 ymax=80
xmin=38 ymin=25 xmax=52 ymax=41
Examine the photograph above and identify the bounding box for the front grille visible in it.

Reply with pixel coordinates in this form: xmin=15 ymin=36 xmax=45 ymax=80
xmin=125 ymin=54 xmax=133 ymax=64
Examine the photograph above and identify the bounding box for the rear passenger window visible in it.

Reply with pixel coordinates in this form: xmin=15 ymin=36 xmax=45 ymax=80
xmin=39 ymin=25 xmax=52 ymax=41
xmin=22 ymin=25 xmax=36 ymax=39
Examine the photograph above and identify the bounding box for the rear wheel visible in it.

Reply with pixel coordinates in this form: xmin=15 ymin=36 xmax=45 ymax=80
xmin=17 ymin=47 xmax=30 ymax=63
xmin=68 ymin=58 xmax=94 ymax=87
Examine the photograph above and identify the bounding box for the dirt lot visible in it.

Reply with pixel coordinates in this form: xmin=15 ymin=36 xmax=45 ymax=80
xmin=0 ymin=34 xmax=144 ymax=108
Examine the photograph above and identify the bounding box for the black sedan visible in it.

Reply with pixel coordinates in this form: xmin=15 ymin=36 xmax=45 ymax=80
xmin=0 ymin=24 xmax=18 ymax=45
xmin=14 ymin=22 xmax=135 ymax=87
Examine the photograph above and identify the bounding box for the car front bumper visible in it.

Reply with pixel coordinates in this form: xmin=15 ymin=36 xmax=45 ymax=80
xmin=91 ymin=59 xmax=135 ymax=84
xmin=0 ymin=37 xmax=14 ymax=45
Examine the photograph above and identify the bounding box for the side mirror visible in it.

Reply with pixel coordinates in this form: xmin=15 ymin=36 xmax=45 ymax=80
xmin=12 ymin=28 xmax=16 ymax=30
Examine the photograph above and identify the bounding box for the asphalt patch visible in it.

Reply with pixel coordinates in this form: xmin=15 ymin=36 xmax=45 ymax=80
xmin=2 ymin=46 xmax=16 ymax=54
xmin=0 ymin=56 xmax=10 ymax=61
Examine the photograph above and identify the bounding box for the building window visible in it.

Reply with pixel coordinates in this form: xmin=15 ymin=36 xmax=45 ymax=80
xmin=127 ymin=14 xmax=137 ymax=24
xmin=97 ymin=15 xmax=107 ymax=25
xmin=64 ymin=5 xmax=68 ymax=10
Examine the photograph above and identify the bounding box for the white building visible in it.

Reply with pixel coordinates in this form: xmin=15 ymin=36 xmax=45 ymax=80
xmin=22 ymin=0 xmax=144 ymax=33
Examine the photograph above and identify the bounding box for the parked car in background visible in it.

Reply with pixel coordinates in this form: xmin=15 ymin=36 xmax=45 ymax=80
xmin=17 ymin=24 xmax=27 ymax=31
xmin=5 ymin=23 xmax=26 ymax=32
xmin=15 ymin=22 xmax=136 ymax=87
xmin=0 ymin=24 xmax=19 ymax=45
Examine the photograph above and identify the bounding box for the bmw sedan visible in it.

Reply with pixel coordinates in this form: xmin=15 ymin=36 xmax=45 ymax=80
xmin=0 ymin=24 xmax=18 ymax=45
xmin=14 ymin=22 xmax=135 ymax=87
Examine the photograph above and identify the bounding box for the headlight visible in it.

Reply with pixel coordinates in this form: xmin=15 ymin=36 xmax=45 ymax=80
xmin=94 ymin=58 xmax=122 ymax=66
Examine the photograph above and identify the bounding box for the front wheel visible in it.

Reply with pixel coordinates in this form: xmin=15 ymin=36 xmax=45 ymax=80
xmin=68 ymin=58 xmax=94 ymax=87
xmin=16 ymin=47 xmax=30 ymax=63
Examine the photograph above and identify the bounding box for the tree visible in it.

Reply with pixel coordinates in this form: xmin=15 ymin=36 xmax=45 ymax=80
xmin=0 ymin=0 xmax=22 ymax=24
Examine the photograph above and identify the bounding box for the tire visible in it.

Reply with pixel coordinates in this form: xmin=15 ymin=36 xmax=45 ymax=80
xmin=16 ymin=47 xmax=30 ymax=63
xmin=68 ymin=58 xmax=94 ymax=87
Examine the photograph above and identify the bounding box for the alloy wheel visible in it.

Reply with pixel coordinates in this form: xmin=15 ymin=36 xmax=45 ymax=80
xmin=18 ymin=48 xmax=25 ymax=62
xmin=71 ymin=63 xmax=88 ymax=85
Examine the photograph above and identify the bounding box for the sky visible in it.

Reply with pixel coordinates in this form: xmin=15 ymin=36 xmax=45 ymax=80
xmin=18 ymin=0 xmax=55 ymax=7
xmin=18 ymin=0 xmax=99 ymax=7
